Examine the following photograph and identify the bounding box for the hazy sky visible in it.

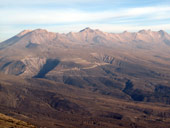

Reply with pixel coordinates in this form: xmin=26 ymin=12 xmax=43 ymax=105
xmin=1 ymin=0 xmax=170 ymax=41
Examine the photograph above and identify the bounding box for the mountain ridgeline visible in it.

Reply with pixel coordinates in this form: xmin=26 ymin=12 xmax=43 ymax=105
xmin=1 ymin=28 xmax=170 ymax=102
xmin=0 ymin=28 xmax=170 ymax=128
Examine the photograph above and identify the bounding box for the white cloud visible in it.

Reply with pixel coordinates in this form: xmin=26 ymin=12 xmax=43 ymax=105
xmin=0 ymin=0 xmax=105 ymax=5
xmin=1 ymin=4 xmax=170 ymax=42
xmin=0 ymin=9 xmax=106 ymax=24
xmin=0 ymin=6 xmax=170 ymax=25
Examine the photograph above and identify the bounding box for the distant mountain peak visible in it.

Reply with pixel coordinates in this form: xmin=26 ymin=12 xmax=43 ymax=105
xmin=17 ymin=29 xmax=49 ymax=37
xmin=158 ymin=30 xmax=167 ymax=36
xmin=17 ymin=30 xmax=32 ymax=37
xmin=32 ymin=29 xmax=49 ymax=34
xmin=79 ymin=27 xmax=94 ymax=33
xmin=138 ymin=29 xmax=151 ymax=34
xmin=122 ymin=30 xmax=133 ymax=35
xmin=123 ymin=30 xmax=128 ymax=33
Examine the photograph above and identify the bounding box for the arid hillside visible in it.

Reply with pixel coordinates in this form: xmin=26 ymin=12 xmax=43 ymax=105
xmin=0 ymin=28 xmax=170 ymax=128
xmin=0 ymin=74 xmax=170 ymax=128
xmin=0 ymin=113 xmax=35 ymax=128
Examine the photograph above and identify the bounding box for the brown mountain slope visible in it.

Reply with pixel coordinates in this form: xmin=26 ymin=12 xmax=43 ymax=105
xmin=0 ymin=28 xmax=170 ymax=127
xmin=0 ymin=113 xmax=35 ymax=128
xmin=0 ymin=28 xmax=170 ymax=104
xmin=0 ymin=74 xmax=170 ymax=128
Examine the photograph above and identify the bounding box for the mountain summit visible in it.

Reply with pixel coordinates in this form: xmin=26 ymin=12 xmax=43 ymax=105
xmin=80 ymin=27 xmax=95 ymax=32
xmin=17 ymin=30 xmax=32 ymax=37
xmin=2 ymin=28 xmax=169 ymax=48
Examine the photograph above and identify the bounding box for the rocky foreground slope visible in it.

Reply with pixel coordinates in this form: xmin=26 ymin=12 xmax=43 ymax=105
xmin=0 ymin=73 xmax=170 ymax=128
xmin=0 ymin=113 xmax=35 ymax=128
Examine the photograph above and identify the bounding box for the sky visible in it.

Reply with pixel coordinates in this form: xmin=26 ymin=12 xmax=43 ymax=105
xmin=1 ymin=0 xmax=170 ymax=41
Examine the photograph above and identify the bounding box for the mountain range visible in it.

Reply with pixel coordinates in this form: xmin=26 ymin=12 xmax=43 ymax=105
xmin=0 ymin=28 xmax=170 ymax=128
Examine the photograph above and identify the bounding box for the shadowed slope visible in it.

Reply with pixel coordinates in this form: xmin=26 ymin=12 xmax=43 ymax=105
xmin=34 ymin=59 xmax=60 ymax=78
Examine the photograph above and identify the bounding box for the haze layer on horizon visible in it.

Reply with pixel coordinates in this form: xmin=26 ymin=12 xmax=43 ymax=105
xmin=1 ymin=0 xmax=170 ymax=42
